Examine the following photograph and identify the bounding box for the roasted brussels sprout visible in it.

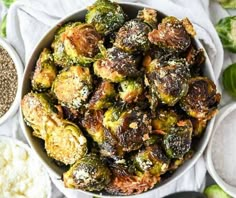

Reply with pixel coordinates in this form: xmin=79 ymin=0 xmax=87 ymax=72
xmin=137 ymin=8 xmax=158 ymax=29
xmin=133 ymin=145 xmax=170 ymax=176
xmin=85 ymin=0 xmax=126 ymax=35
xmin=114 ymin=19 xmax=152 ymax=53
xmin=191 ymin=118 xmax=207 ymax=137
xmin=21 ymin=92 xmax=59 ymax=139
xmin=163 ymin=120 xmax=193 ymax=158
xmin=52 ymin=22 xmax=102 ymax=67
xmin=45 ymin=120 xmax=87 ymax=165
xmin=31 ymin=48 xmax=57 ymax=91
xmin=89 ymin=81 xmax=116 ymax=110
xmin=103 ymin=107 xmax=151 ymax=152
xmin=52 ymin=66 xmax=93 ymax=109
xmin=93 ymin=47 xmax=140 ymax=82
xmin=180 ymin=77 xmax=221 ymax=120
xmin=215 ymin=16 xmax=236 ymax=53
xmin=146 ymin=59 xmax=190 ymax=106
xmin=63 ymin=153 xmax=111 ymax=191
xmin=119 ymin=79 xmax=143 ymax=103
xmin=148 ymin=17 xmax=195 ymax=52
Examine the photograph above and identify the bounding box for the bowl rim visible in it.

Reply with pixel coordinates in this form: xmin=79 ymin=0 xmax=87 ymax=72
xmin=20 ymin=1 xmax=217 ymax=197
xmin=0 ymin=37 xmax=23 ymax=125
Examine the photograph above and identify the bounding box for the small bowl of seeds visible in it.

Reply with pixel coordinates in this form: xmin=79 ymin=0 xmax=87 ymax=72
xmin=0 ymin=37 xmax=23 ymax=125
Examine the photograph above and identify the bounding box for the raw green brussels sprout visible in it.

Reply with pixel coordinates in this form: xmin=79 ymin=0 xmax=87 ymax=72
xmin=204 ymin=184 xmax=231 ymax=198
xmin=52 ymin=22 xmax=102 ymax=67
xmin=45 ymin=120 xmax=87 ymax=165
xmin=217 ymin=0 xmax=236 ymax=9
xmin=163 ymin=119 xmax=193 ymax=158
xmin=103 ymin=107 xmax=151 ymax=152
xmin=119 ymin=79 xmax=143 ymax=103
xmin=31 ymin=48 xmax=57 ymax=91
xmin=148 ymin=17 xmax=195 ymax=52
xmin=137 ymin=8 xmax=158 ymax=29
xmin=93 ymin=47 xmax=140 ymax=82
xmin=52 ymin=66 xmax=93 ymax=109
xmin=133 ymin=145 xmax=170 ymax=176
xmin=2 ymin=0 xmax=15 ymax=8
xmin=215 ymin=16 xmax=236 ymax=53
xmin=21 ymin=92 xmax=59 ymax=139
xmin=114 ymin=19 xmax=152 ymax=53
xmin=85 ymin=0 xmax=126 ymax=35
xmin=223 ymin=63 xmax=236 ymax=98
xmin=0 ymin=14 xmax=7 ymax=38
xmin=63 ymin=153 xmax=111 ymax=191
xmin=89 ymin=81 xmax=116 ymax=110
xmin=180 ymin=77 xmax=221 ymax=120
xmin=146 ymin=59 xmax=190 ymax=106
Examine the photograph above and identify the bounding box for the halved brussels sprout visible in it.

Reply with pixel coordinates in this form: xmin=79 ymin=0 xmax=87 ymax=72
xmin=93 ymin=47 xmax=140 ymax=82
xmin=32 ymin=48 xmax=57 ymax=91
xmin=63 ymin=153 xmax=111 ymax=191
xmin=191 ymin=118 xmax=207 ymax=137
xmin=133 ymin=144 xmax=170 ymax=176
xmin=45 ymin=120 xmax=87 ymax=165
xmin=89 ymin=81 xmax=116 ymax=110
xmin=148 ymin=17 xmax=195 ymax=52
xmin=114 ymin=19 xmax=151 ymax=53
xmin=137 ymin=8 xmax=158 ymax=29
xmin=52 ymin=22 xmax=102 ymax=67
xmin=85 ymin=0 xmax=126 ymax=35
xmin=103 ymin=107 xmax=151 ymax=152
xmin=52 ymin=66 xmax=93 ymax=109
xmin=163 ymin=119 xmax=193 ymax=158
xmin=180 ymin=77 xmax=221 ymax=120
xmin=119 ymin=79 xmax=143 ymax=103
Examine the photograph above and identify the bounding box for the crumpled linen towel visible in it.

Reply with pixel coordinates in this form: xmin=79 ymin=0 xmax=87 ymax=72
xmin=0 ymin=0 xmax=231 ymax=197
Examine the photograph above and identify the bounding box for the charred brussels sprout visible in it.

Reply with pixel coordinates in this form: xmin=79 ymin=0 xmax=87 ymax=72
xmin=93 ymin=47 xmax=140 ymax=82
xmin=89 ymin=81 xmax=116 ymax=110
xmin=215 ymin=16 xmax=236 ymax=53
xmin=137 ymin=8 xmax=158 ymax=29
xmin=85 ymin=0 xmax=126 ymax=35
xmin=52 ymin=22 xmax=102 ymax=67
xmin=45 ymin=120 xmax=87 ymax=165
xmin=32 ymin=48 xmax=57 ymax=91
xmin=180 ymin=77 xmax=221 ymax=120
xmin=119 ymin=79 xmax=143 ymax=103
xmin=103 ymin=107 xmax=151 ymax=152
xmin=133 ymin=145 xmax=170 ymax=176
xmin=163 ymin=120 xmax=193 ymax=158
xmin=191 ymin=118 xmax=207 ymax=137
xmin=114 ymin=19 xmax=152 ymax=53
xmin=52 ymin=66 xmax=93 ymax=109
xmin=148 ymin=17 xmax=195 ymax=52
xmin=63 ymin=153 xmax=111 ymax=191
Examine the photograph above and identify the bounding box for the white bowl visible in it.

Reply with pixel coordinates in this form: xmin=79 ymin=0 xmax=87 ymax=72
xmin=0 ymin=37 xmax=23 ymax=125
xmin=206 ymin=103 xmax=236 ymax=197
xmin=20 ymin=2 xmax=217 ymax=197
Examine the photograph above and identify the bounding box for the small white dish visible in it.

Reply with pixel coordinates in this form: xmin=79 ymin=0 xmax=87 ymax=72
xmin=206 ymin=102 xmax=236 ymax=197
xmin=0 ymin=37 xmax=23 ymax=125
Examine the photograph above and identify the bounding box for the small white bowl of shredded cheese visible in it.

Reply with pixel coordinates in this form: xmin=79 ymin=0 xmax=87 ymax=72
xmin=0 ymin=136 xmax=51 ymax=198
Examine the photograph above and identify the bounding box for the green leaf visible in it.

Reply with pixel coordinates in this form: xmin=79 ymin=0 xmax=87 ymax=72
xmin=2 ymin=0 xmax=16 ymax=8
xmin=218 ymin=0 xmax=236 ymax=9
xmin=204 ymin=184 xmax=231 ymax=198
xmin=0 ymin=14 xmax=7 ymax=38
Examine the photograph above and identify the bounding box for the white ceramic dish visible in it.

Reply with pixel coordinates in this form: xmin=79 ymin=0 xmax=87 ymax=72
xmin=206 ymin=103 xmax=236 ymax=198
xmin=20 ymin=2 xmax=217 ymax=197
xmin=0 ymin=37 xmax=23 ymax=125
xmin=0 ymin=135 xmax=52 ymax=198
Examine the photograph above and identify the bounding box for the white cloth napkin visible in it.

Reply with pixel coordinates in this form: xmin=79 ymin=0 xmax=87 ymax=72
xmin=0 ymin=0 xmax=234 ymax=197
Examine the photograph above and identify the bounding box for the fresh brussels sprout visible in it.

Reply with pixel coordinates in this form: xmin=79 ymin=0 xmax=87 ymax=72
xmin=191 ymin=118 xmax=207 ymax=137
xmin=146 ymin=59 xmax=190 ymax=106
xmin=148 ymin=17 xmax=195 ymax=52
xmin=93 ymin=47 xmax=140 ymax=82
xmin=216 ymin=16 xmax=236 ymax=53
xmin=180 ymin=77 xmax=221 ymax=120
xmin=45 ymin=120 xmax=87 ymax=165
xmin=223 ymin=63 xmax=236 ymax=98
xmin=114 ymin=19 xmax=152 ymax=53
xmin=89 ymin=81 xmax=116 ymax=110
xmin=119 ymin=79 xmax=143 ymax=103
xmin=31 ymin=48 xmax=57 ymax=91
xmin=63 ymin=153 xmax=111 ymax=191
xmin=217 ymin=0 xmax=236 ymax=9
xmin=137 ymin=8 xmax=158 ymax=29
xmin=163 ymin=120 xmax=193 ymax=158
xmin=133 ymin=145 xmax=170 ymax=176
xmin=21 ymin=92 xmax=59 ymax=139
xmin=52 ymin=22 xmax=102 ymax=67
xmin=85 ymin=0 xmax=126 ymax=35
xmin=103 ymin=107 xmax=151 ymax=152
xmin=52 ymin=66 xmax=93 ymax=109
xmin=204 ymin=184 xmax=231 ymax=198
